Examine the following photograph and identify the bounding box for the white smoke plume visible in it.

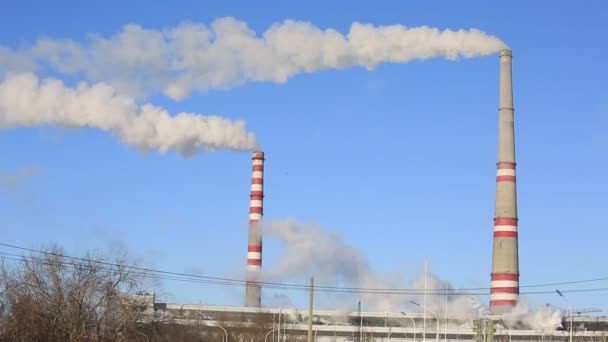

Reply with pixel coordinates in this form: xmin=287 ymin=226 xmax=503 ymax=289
xmin=260 ymin=218 xmax=563 ymax=330
xmin=3 ymin=17 xmax=508 ymax=100
xmin=0 ymin=73 xmax=258 ymax=155
xmin=261 ymin=218 xmax=485 ymax=319
xmin=501 ymin=297 xmax=564 ymax=331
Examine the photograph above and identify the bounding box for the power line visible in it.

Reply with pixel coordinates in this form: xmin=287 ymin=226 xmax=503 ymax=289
xmin=1 ymin=251 xmax=488 ymax=295
xmin=1 ymin=242 xmax=608 ymax=296
xmin=3 ymin=249 xmax=608 ymax=296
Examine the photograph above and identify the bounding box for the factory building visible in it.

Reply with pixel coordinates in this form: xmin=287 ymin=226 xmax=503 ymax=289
xmin=141 ymin=298 xmax=608 ymax=342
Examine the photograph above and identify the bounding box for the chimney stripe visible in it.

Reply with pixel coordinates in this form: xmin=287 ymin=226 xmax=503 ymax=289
xmin=494 ymin=218 xmax=518 ymax=225
xmin=497 ymin=162 xmax=516 ymax=169
xmin=496 ymin=175 xmax=516 ymax=182
xmin=248 ymin=252 xmax=262 ymax=259
xmin=490 ymin=292 xmax=519 ymax=301
xmin=490 ymin=299 xmax=518 ymax=306
xmin=491 ymin=280 xmax=519 ymax=287
xmin=491 ymin=273 xmax=519 ymax=281
xmin=494 ymin=225 xmax=517 ymax=232
xmin=247 ymin=259 xmax=262 ymax=266
xmin=494 ymin=231 xmax=518 ymax=238
xmin=248 ymin=245 xmax=262 ymax=252
xmin=497 ymin=169 xmax=516 ymax=176
xmin=491 ymin=287 xmax=519 ymax=294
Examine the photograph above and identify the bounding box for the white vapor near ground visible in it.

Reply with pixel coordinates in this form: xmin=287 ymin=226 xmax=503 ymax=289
xmin=502 ymin=297 xmax=564 ymax=330
xmin=0 ymin=73 xmax=258 ymax=155
xmin=2 ymin=17 xmax=507 ymax=100
xmin=260 ymin=218 xmax=563 ymax=330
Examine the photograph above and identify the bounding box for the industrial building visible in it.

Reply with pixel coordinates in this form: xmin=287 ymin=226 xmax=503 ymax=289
xmin=139 ymin=299 xmax=608 ymax=342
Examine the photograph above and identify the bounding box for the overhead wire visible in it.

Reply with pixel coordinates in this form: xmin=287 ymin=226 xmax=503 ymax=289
xmin=1 ymin=242 xmax=607 ymax=296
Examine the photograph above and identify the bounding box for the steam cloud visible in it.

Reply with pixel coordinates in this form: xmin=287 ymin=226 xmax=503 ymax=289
xmin=1 ymin=18 xmax=507 ymax=154
xmin=261 ymin=218 xmax=563 ymax=330
xmin=2 ymin=17 xmax=508 ymax=100
xmin=261 ymin=219 xmax=485 ymax=318
xmin=0 ymin=73 xmax=258 ymax=155
xmin=502 ymin=298 xmax=564 ymax=331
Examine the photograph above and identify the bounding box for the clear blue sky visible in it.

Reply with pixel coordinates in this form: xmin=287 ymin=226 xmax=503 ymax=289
xmin=0 ymin=0 xmax=606 ymax=314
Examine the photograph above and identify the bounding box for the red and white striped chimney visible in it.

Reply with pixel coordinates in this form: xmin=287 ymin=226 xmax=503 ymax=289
xmin=245 ymin=151 xmax=264 ymax=307
xmin=490 ymin=49 xmax=519 ymax=313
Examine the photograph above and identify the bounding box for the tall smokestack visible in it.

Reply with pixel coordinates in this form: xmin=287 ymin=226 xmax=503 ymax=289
xmin=245 ymin=151 xmax=264 ymax=307
xmin=490 ymin=49 xmax=519 ymax=313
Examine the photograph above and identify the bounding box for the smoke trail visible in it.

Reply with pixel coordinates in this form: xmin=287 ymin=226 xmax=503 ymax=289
xmin=502 ymin=297 xmax=564 ymax=330
xmin=3 ymin=17 xmax=507 ymax=100
xmin=261 ymin=218 xmax=485 ymax=319
xmin=0 ymin=73 xmax=258 ymax=155
xmin=260 ymin=218 xmax=563 ymax=329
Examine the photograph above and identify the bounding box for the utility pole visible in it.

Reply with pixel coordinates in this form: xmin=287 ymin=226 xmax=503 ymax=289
xmin=354 ymin=301 xmax=362 ymax=342
xmin=556 ymin=290 xmax=573 ymax=342
xmin=473 ymin=319 xmax=484 ymax=342
xmin=308 ymin=277 xmax=314 ymax=342
xmin=485 ymin=319 xmax=495 ymax=342
xmin=423 ymin=259 xmax=427 ymax=342
xmin=444 ymin=281 xmax=448 ymax=342
xmin=359 ymin=301 xmax=363 ymax=342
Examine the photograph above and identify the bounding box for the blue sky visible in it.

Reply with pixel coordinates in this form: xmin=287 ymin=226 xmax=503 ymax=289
xmin=0 ymin=0 xmax=607 ymax=315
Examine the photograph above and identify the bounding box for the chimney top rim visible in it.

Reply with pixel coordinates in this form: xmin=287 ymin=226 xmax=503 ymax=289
xmin=500 ymin=49 xmax=512 ymax=57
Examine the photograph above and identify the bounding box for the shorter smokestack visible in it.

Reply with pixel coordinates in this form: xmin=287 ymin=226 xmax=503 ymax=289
xmin=245 ymin=151 xmax=264 ymax=307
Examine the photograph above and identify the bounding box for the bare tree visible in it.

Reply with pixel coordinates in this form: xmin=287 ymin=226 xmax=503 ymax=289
xmin=0 ymin=245 xmax=154 ymax=341
xmin=0 ymin=245 xmax=301 ymax=342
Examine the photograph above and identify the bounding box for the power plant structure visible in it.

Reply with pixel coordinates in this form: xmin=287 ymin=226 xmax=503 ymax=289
xmin=243 ymin=51 xmax=522 ymax=312
xmin=137 ymin=48 xmax=608 ymax=340
xmin=490 ymin=49 xmax=520 ymax=313
xmin=144 ymin=298 xmax=608 ymax=342
xmin=245 ymin=151 xmax=265 ymax=307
